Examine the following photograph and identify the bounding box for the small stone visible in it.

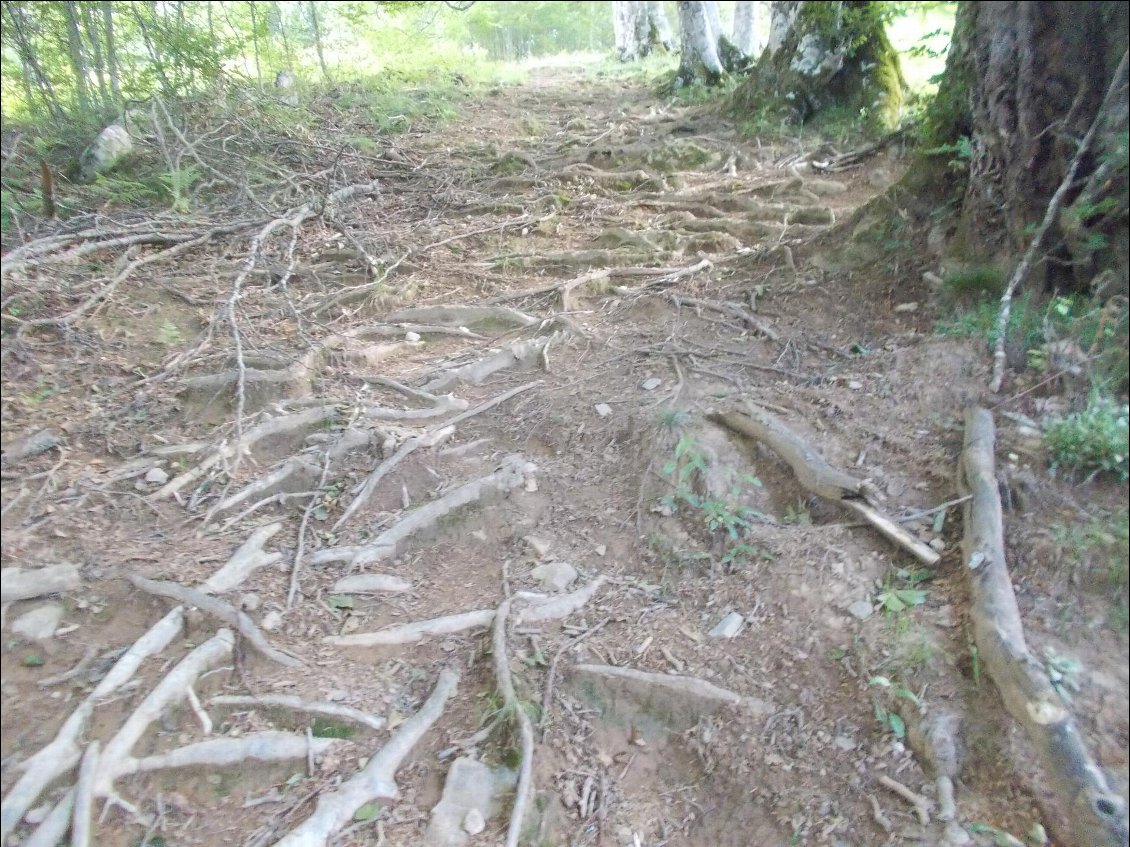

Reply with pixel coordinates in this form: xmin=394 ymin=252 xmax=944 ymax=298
xmin=405 ymin=331 xmax=422 ymax=343
xmin=847 ymin=380 xmax=864 ymax=390
xmin=641 ymin=377 xmax=662 ymax=391
xmin=144 ymin=466 xmax=169 ymax=485
xmin=833 ymin=735 xmax=856 ymax=752
xmin=470 ymin=529 xmax=489 ymax=542
xmin=524 ymin=535 xmax=553 ymax=558
xmin=928 ymin=538 xmax=946 ymax=553
xmin=708 ymin=611 xmax=744 ymax=639
xmin=261 ymin=610 xmax=283 ymax=632
xmin=531 ymin=562 xmax=579 ymax=592
xmin=847 ymin=600 xmax=873 ymax=621
xmin=923 ymin=271 xmax=944 ymax=287
xmin=462 ymin=808 xmax=486 ymax=835
xmin=893 ymin=302 xmax=919 ymax=313
xmin=594 ymin=544 xmax=607 ymax=557
xmin=594 ymin=403 xmax=613 ymax=418
xmin=525 ymin=477 xmax=538 ymax=493
xmin=11 ymin=604 xmax=64 ymax=642
xmin=326 ymin=689 xmax=348 ymax=702
xmin=240 ymin=592 xmax=262 ymax=612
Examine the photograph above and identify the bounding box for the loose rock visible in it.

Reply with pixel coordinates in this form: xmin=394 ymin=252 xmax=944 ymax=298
xmin=708 ymin=611 xmax=744 ymax=639
xmin=144 ymin=466 xmax=170 ymax=485
xmin=848 ymin=600 xmax=873 ymax=621
xmin=641 ymin=377 xmax=662 ymax=391
xmin=11 ymin=603 xmax=65 ymax=642
xmin=530 ymin=562 xmax=579 ymax=592
xmin=261 ymin=610 xmax=283 ymax=632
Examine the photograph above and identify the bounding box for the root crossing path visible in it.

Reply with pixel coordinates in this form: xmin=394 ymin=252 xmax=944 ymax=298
xmin=3 ymin=62 xmax=1127 ymax=847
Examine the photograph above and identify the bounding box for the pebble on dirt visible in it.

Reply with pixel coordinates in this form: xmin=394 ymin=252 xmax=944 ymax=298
xmin=531 ymin=561 xmax=579 ymax=592
xmin=594 ymin=402 xmax=613 ymax=417
xmin=708 ymin=611 xmax=744 ymax=639
xmin=11 ymin=603 xmax=65 ymax=642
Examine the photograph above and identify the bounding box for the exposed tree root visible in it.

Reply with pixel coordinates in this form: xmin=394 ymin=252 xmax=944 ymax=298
xmin=709 ymin=406 xmax=939 ymax=565
xmin=331 ymin=574 xmax=412 ymax=594
xmin=0 ymin=607 xmax=185 ymax=841
xmin=343 ymin=454 xmax=536 ymax=567
xmin=1 ymin=563 xmax=81 ymax=603
xmin=200 ymin=522 xmax=284 ymax=592
xmin=570 ymin=664 xmax=769 ymax=714
xmin=671 ymin=295 xmax=779 ymax=341
xmin=958 ymin=407 xmax=1128 ymax=846
xmin=112 ymin=732 xmax=340 ymax=777
xmin=326 ymin=609 xmax=496 ymax=647
xmin=273 ymin=668 xmax=459 ymax=847
xmin=71 ymin=741 xmax=99 ymax=847
xmin=126 ymin=575 xmax=301 ymax=668
xmin=383 ymin=305 xmax=539 ymax=330
xmin=487 ymin=268 xmax=611 ymax=311
xmin=421 ymin=336 xmax=552 ymax=395
xmin=22 ymin=788 xmax=73 ymax=847
xmin=209 ymin=695 xmax=386 ymax=732
xmin=93 ymin=629 xmax=235 ymax=800
xmin=153 ymin=406 xmax=338 ymax=501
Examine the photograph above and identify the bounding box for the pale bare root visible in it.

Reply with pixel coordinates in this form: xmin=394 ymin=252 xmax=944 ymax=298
xmin=959 ymin=408 xmax=1128 ymax=846
xmin=420 ymin=336 xmax=553 ymax=395
xmin=111 ymin=732 xmax=341 ymax=777
xmin=0 ymin=607 xmax=185 ymax=841
xmin=200 ymin=522 xmax=284 ymax=593
xmin=21 ymin=788 xmax=74 ymax=847
xmin=325 ymin=609 xmax=496 ymax=647
xmin=1 ymin=563 xmax=81 ymax=603
xmin=493 ymin=600 xmax=535 ymax=847
xmin=273 ymin=668 xmax=460 ymax=847
xmin=209 ymin=695 xmax=386 ymax=731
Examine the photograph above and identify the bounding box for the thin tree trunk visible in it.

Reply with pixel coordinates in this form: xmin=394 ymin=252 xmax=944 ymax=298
xmin=63 ymin=1 xmax=93 ymax=112
xmin=3 ymin=0 xmax=65 ymax=120
xmin=732 ymin=0 xmax=758 ymax=57
xmin=81 ymin=2 xmax=110 ymax=108
xmin=249 ymin=1 xmax=263 ymax=90
xmin=704 ymin=0 xmax=746 ymax=70
xmin=272 ymin=1 xmax=293 ymax=67
xmin=646 ymin=1 xmax=675 ymax=52
xmin=676 ymin=1 xmax=725 ymax=86
xmin=133 ymin=3 xmax=174 ymax=96
xmin=102 ymin=1 xmax=121 ymax=103
xmin=308 ymin=1 xmax=331 ymax=83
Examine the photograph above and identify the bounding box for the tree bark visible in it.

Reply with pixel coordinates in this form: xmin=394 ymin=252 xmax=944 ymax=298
xmin=732 ymin=1 xmax=905 ymax=129
xmin=676 ymin=0 xmax=725 ymax=87
xmin=704 ymin=0 xmax=747 ymax=71
xmin=929 ymin=2 xmax=1129 ymax=294
xmin=103 ymin=0 xmax=121 ymax=103
xmin=732 ymin=0 xmax=759 ymax=58
xmin=308 ymin=1 xmax=331 ymax=83
xmin=63 ymin=1 xmax=93 ymax=113
xmin=81 ymin=2 xmax=109 ymax=108
xmin=646 ymin=1 xmax=675 ymax=53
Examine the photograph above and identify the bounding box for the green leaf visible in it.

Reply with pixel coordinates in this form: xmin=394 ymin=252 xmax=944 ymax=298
xmin=887 ymin=711 xmax=906 ymax=739
xmin=353 ymin=802 xmax=381 ymax=822
xmin=22 ymin=653 xmax=45 ymax=667
xmin=326 ymin=595 xmax=355 ymax=610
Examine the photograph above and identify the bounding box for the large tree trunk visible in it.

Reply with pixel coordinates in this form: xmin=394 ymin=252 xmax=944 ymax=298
xmin=613 ymin=1 xmax=673 ymax=61
xmin=926 ymin=2 xmax=1129 ymax=295
xmin=676 ymin=0 xmax=725 ymax=87
xmin=732 ymin=0 xmax=760 ymax=59
xmin=732 ymin=1 xmax=905 ymax=129
xmin=765 ymin=0 xmax=800 ymax=56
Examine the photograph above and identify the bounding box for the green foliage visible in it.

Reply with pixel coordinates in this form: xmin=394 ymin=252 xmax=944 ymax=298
xmin=1043 ymin=396 xmax=1129 ymax=481
xmin=940 ymin=264 xmax=1004 ymax=299
xmin=935 ymin=291 xmax=1044 ymax=357
xmin=659 ymin=434 xmax=772 ymax=572
xmin=1047 ymin=509 xmax=1129 ymax=599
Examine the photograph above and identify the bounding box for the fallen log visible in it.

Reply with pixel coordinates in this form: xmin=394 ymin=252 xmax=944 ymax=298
xmin=959 ymin=407 xmax=1127 ymax=847
xmin=708 ymin=406 xmax=939 ymax=565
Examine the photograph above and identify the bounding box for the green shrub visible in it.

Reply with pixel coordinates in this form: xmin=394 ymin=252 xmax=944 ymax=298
xmin=1044 ymin=396 xmax=1129 ymax=481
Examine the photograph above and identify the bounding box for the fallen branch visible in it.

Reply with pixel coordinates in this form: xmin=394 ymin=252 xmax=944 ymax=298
xmin=210 ymin=695 xmax=386 ymax=732
xmin=959 ymin=407 xmax=1127 ymax=846
xmin=708 ymin=406 xmax=939 ymax=565
xmin=493 ymin=599 xmax=535 ymax=847
xmin=273 ymin=668 xmax=459 ymax=847
xmin=127 ymin=574 xmax=301 ymax=668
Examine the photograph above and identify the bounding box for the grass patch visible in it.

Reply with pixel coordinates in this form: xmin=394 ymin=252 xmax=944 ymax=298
xmin=1044 ymin=397 xmax=1129 ymax=482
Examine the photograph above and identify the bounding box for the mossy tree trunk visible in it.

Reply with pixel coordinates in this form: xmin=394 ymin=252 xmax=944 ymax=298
xmin=675 ymin=1 xmax=725 ymax=87
xmin=614 ymin=1 xmax=674 ymax=61
xmin=922 ymin=1 xmax=1129 ymax=295
xmin=731 ymin=1 xmax=906 ymax=130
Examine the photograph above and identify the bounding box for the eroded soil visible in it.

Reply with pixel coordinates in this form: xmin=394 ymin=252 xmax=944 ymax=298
xmin=2 ymin=61 xmax=1127 ymax=847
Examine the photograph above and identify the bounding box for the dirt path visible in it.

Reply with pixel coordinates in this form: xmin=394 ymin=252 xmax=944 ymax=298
xmin=2 ymin=61 xmax=1127 ymax=847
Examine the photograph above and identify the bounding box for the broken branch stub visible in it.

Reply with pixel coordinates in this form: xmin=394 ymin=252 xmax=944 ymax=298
xmin=959 ymin=407 xmax=1128 ymax=846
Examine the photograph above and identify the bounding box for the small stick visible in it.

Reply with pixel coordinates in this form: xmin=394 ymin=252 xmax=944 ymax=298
xmin=540 ymin=619 xmax=609 ymax=739
xmin=493 ymin=600 xmax=535 ymax=847
xmin=37 ymin=645 xmax=98 ymax=688
xmin=288 ymin=450 xmax=332 ymax=608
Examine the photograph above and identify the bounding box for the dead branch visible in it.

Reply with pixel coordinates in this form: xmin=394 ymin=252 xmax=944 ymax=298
xmin=709 ymin=406 xmax=940 ymax=565
xmin=273 ymin=668 xmax=459 ymax=847
xmin=127 ymin=574 xmax=302 ymax=668
xmin=959 ymin=407 xmax=1127 ymax=846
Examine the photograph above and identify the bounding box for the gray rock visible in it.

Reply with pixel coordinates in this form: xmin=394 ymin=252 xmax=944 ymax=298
xmin=424 ymin=757 xmax=513 ymax=847
xmin=594 ymin=403 xmax=613 ymax=418
xmin=145 ymin=466 xmax=169 ymax=485
xmin=240 ymin=592 xmax=262 ymax=612
xmin=78 ymin=123 xmax=133 ymax=183
xmin=641 ymin=378 xmax=662 ymax=391
xmin=530 ymin=562 xmax=578 ymax=592
xmin=332 ymin=574 xmax=412 ymax=594
xmin=524 ymin=535 xmax=553 ymax=558
xmin=847 ymin=600 xmax=873 ymax=621
xmin=261 ymin=610 xmax=283 ymax=632
xmin=894 ymin=302 xmax=919 ymax=313
xmin=11 ymin=603 xmax=64 ymax=641
xmin=708 ymin=611 xmax=744 ymax=639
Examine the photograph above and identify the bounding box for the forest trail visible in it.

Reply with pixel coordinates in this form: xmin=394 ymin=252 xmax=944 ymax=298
xmin=2 ymin=60 xmax=1126 ymax=847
